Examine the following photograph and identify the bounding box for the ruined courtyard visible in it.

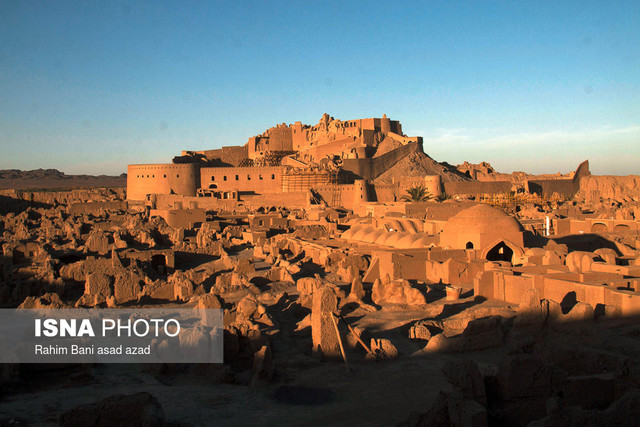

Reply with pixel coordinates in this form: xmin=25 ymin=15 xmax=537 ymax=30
xmin=1 ymin=114 xmax=640 ymax=426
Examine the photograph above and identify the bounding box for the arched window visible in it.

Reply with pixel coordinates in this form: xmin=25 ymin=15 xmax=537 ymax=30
xmin=466 ymin=242 xmax=474 ymax=249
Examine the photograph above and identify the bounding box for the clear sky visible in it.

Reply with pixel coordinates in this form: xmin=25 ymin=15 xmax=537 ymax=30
xmin=1 ymin=1 xmax=638 ymax=176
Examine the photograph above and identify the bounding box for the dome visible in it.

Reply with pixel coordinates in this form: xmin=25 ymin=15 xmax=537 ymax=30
xmin=352 ymin=226 xmax=376 ymax=241
xmin=396 ymin=233 xmax=425 ymax=249
xmin=443 ymin=204 xmax=523 ymax=235
xmin=440 ymin=204 xmax=524 ymax=250
xmin=362 ymin=229 xmax=385 ymax=243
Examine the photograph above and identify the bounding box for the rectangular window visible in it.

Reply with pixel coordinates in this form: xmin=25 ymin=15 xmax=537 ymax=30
xmin=271 ymin=174 xmax=275 ymax=179
xmin=235 ymin=175 xmax=239 ymax=180
xmin=223 ymin=176 xmax=227 ymax=181
xmin=247 ymin=175 xmax=251 ymax=180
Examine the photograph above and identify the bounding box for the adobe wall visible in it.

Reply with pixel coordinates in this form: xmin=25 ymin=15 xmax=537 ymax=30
xmin=268 ymin=125 xmax=293 ymax=152
xmin=68 ymin=201 xmax=128 ymax=214
xmin=475 ymin=267 xmax=640 ymax=316
xmin=371 ymin=184 xmax=397 ymax=202
xmin=200 ymin=166 xmax=284 ymax=193
xmin=0 ymin=188 xmax=126 ymax=206
xmin=184 ymin=146 xmax=247 ymax=166
xmin=151 ymin=194 xmax=236 ymax=211
xmin=220 ymin=146 xmax=248 ymax=166
xmin=555 ymin=218 xmax=639 ymax=235
xmin=578 ymin=174 xmax=640 ymax=202
xmin=127 ymin=163 xmax=200 ymax=201
xmin=443 ymin=181 xmax=512 ymax=196
xmin=283 ymin=170 xmax=333 ymax=192
xmin=527 ymin=160 xmax=590 ymax=199
xmin=313 ymin=184 xmax=357 ymax=209
xmin=299 ymin=136 xmax=359 ymax=162
xmin=291 ymin=122 xmax=309 ymax=151
xmin=342 ymin=141 xmax=420 ymax=180
xmin=243 ymin=191 xmax=308 ymax=208
xmin=150 ymin=208 xmax=206 ymax=229
xmin=526 ymin=179 xmax=574 ymax=198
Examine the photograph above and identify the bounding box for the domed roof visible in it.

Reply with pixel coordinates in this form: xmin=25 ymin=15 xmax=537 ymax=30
xmin=443 ymin=204 xmax=524 ymax=235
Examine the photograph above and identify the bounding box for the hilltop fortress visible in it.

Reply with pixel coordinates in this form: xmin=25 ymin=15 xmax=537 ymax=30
xmin=127 ymin=114 xmax=590 ymax=209
xmin=3 ymin=115 xmax=640 ymax=425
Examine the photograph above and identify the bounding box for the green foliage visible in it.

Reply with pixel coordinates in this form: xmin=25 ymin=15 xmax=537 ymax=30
xmin=401 ymin=185 xmax=434 ymax=202
xmin=436 ymin=192 xmax=452 ymax=202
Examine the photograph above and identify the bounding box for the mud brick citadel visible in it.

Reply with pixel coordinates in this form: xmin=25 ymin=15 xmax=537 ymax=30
xmin=2 ymin=113 xmax=640 ymax=425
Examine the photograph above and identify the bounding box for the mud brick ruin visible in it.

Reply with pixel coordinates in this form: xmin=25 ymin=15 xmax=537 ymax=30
xmin=2 ymin=114 xmax=640 ymax=425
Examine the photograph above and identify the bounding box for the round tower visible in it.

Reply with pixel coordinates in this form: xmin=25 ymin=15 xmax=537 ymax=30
xmin=424 ymin=175 xmax=442 ymax=198
xmin=380 ymin=113 xmax=391 ymax=135
xmin=354 ymin=179 xmax=368 ymax=206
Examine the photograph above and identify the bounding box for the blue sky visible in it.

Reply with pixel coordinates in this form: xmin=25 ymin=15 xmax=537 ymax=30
xmin=0 ymin=1 xmax=638 ymax=175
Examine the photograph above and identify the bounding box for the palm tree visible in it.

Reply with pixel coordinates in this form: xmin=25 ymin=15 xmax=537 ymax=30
xmin=436 ymin=192 xmax=452 ymax=202
xmin=401 ymin=185 xmax=434 ymax=202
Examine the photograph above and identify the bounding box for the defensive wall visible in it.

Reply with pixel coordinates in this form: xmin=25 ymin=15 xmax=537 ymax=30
xmin=182 ymin=146 xmax=247 ymax=166
xmin=342 ymin=141 xmax=421 ymax=181
xmin=527 ymin=160 xmax=590 ymax=198
xmin=127 ymin=163 xmax=200 ymax=201
xmin=443 ymin=181 xmax=512 ymax=196
xmin=151 ymin=191 xmax=308 ymax=211
xmin=200 ymin=166 xmax=284 ymax=193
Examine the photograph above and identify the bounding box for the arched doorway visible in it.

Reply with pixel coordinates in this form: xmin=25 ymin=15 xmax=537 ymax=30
xmin=486 ymin=241 xmax=514 ymax=262
xmin=152 ymin=254 xmax=167 ymax=274
xmin=466 ymin=241 xmax=474 ymax=249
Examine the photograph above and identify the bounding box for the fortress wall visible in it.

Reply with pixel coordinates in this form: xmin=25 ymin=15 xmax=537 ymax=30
xmin=579 ymin=175 xmax=640 ymax=202
xmin=282 ymin=171 xmax=333 ymax=192
xmin=443 ymin=181 xmax=512 ymax=196
xmin=0 ymin=188 xmax=126 ymax=205
xmin=268 ymin=126 xmax=293 ymax=151
xmin=185 ymin=146 xmax=247 ymax=166
xmin=220 ymin=146 xmax=248 ymax=166
xmin=360 ymin=118 xmax=377 ymax=131
xmin=527 ymin=160 xmax=590 ymax=199
xmin=526 ymin=179 xmax=574 ymax=198
xmin=342 ymin=141 xmax=420 ymax=180
xmin=201 ymin=166 xmax=283 ymax=193
xmin=371 ymin=184 xmax=397 ymax=202
xmin=243 ymin=191 xmax=308 ymax=208
xmin=312 ymin=184 xmax=357 ymax=209
xmin=292 ymin=122 xmax=308 ymax=151
xmin=301 ymin=136 xmax=358 ymax=161
xmin=127 ymin=163 xmax=200 ymax=201
xmin=68 ymin=201 xmax=128 ymax=214
xmin=390 ymin=120 xmax=402 ymax=135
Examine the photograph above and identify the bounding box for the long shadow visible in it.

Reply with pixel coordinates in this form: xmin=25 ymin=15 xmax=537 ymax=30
xmin=552 ymin=233 xmax=621 ymax=254
xmin=174 ymin=251 xmax=219 ymax=270
xmin=434 ymin=300 xmax=482 ymax=320
xmin=0 ymin=194 xmax=53 ymax=215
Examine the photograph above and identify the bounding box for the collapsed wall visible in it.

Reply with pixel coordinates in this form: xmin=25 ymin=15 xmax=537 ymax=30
xmin=577 ymin=175 xmax=640 ymax=203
